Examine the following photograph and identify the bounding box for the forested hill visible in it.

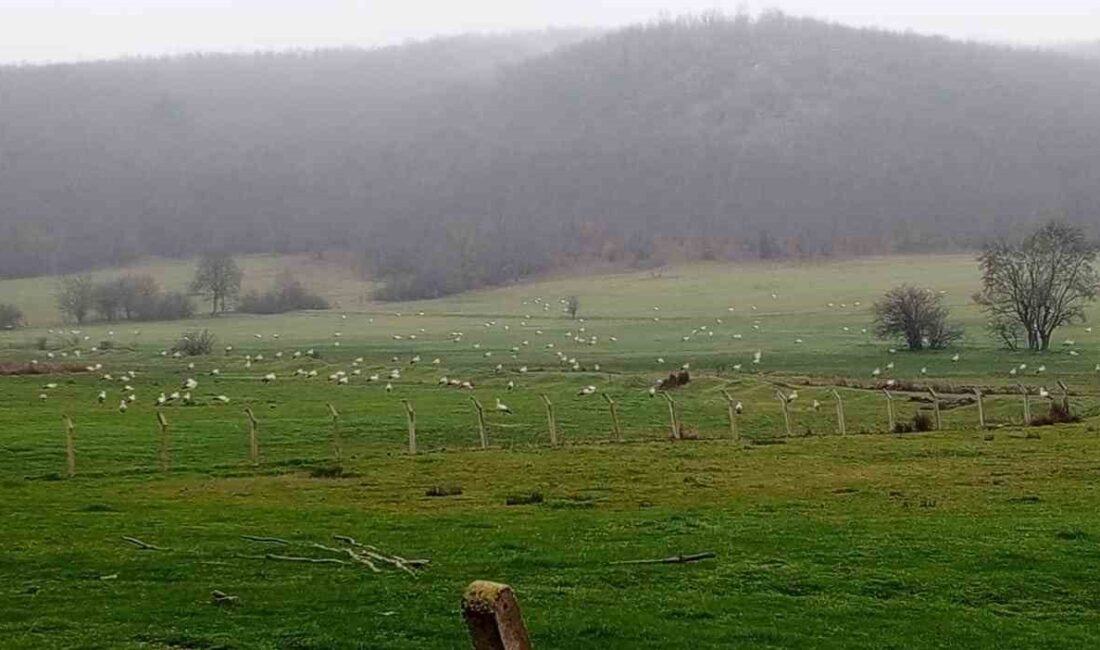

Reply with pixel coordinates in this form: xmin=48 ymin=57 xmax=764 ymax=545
xmin=3 ymin=14 xmax=1100 ymax=299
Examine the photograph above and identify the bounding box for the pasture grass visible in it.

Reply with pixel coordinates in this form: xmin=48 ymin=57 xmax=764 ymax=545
xmin=2 ymin=254 xmax=1100 ymax=647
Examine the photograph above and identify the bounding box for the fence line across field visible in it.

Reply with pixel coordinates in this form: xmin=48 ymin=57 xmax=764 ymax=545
xmin=51 ymin=381 xmax=1081 ymax=474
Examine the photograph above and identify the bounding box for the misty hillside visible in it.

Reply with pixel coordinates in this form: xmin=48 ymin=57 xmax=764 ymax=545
xmin=1063 ymin=41 xmax=1100 ymax=59
xmin=3 ymin=14 xmax=1100 ymax=299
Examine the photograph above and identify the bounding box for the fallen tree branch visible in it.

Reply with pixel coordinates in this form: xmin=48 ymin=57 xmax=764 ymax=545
xmin=610 ymin=552 xmax=716 ymax=566
xmin=241 ymin=535 xmax=290 ymax=545
xmin=211 ymin=590 xmax=239 ymax=605
xmin=121 ymin=536 xmax=167 ymax=551
xmin=311 ymin=543 xmax=381 ymax=572
xmin=333 ymin=535 xmax=429 ymax=576
xmin=262 ymin=553 xmax=348 ymax=566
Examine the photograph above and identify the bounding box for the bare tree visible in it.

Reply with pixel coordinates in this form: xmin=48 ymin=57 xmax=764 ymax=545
xmin=566 ymin=295 xmax=580 ymax=319
xmin=191 ymin=253 xmax=243 ymax=316
xmin=975 ymin=222 xmax=1099 ymax=351
xmin=56 ymin=275 xmax=95 ymax=324
xmin=872 ymin=285 xmax=961 ymax=351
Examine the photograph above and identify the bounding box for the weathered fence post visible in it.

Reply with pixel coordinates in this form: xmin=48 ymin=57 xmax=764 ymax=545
xmin=539 ymin=394 xmax=558 ymax=447
xmin=661 ymin=392 xmax=680 ymax=439
xmin=973 ymin=388 xmax=985 ymax=429
xmin=1057 ymin=380 xmax=1071 ymax=413
xmin=401 ymin=399 xmax=417 ymax=455
xmin=601 ymin=393 xmax=623 ymax=442
xmin=462 ymin=581 xmax=533 ymax=650
xmin=470 ymin=397 xmax=488 ymax=449
xmin=721 ymin=390 xmax=739 ymax=444
xmin=927 ymin=388 xmax=942 ymax=431
xmin=831 ymin=389 xmax=846 ymax=436
xmin=774 ymin=390 xmax=792 ymax=437
xmin=244 ymin=408 xmax=259 ymax=465
xmin=327 ymin=403 xmax=341 ymax=461
xmin=63 ymin=415 xmax=76 ymax=478
xmin=1018 ymin=384 xmax=1031 ymax=425
xmin=156 ymin=410 xmax=170 ymax=472
xmin=883 ymin=389 xmax=896 ymax=433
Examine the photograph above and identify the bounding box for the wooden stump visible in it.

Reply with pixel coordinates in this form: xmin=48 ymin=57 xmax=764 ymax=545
xmin=462 ymin=581 xmax=533 ymax=650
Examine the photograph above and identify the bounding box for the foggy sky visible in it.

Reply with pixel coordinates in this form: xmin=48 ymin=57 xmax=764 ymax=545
xmin=2 ymin=0 xmax=1099 ymax=64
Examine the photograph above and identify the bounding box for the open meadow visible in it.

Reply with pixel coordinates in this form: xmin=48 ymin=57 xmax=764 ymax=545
xmin=3 ymin=254 xmax=1100 ymax=648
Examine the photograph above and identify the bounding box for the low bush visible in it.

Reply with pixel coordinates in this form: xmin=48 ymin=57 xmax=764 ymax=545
xmin=172 ymin=329 xmax=216 ymax=356
xmin=0 ymin=303 xmax=24 ymax=329
xmin=1032 ymin=400 xmax=1080 ymax=426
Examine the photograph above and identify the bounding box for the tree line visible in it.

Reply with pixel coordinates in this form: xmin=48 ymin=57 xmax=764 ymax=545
xmin=50 ymin=254 xmax=326 ymax=325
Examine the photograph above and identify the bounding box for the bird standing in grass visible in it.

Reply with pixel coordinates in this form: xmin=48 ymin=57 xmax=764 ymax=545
xmin=495 ymin=398 xmax=512 ymax=415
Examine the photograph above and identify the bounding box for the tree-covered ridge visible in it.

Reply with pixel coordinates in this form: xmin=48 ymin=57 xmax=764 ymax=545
xmin=2 ymin=14 xmax=1099 ymax=298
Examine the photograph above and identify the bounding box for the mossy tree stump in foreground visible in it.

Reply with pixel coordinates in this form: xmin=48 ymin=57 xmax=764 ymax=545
xmin=462 ymin=581 xmax=532 ymax=650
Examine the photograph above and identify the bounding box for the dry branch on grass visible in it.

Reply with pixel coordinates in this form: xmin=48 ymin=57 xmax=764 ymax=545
xmin=235 ymin=535 xmax=426 ymax=576
xmin=610 ymin=552 xmax=716 ymax=566
xmin=211 ymin=590 xmax=239 ymax=605
xmin=333 ymin=535 xmax=430 ymax=576
xmin=261 ymin=553 xmax=349 ymax=566
xmin=121 ymin=536 xmax=167 ymax=551
xmin=240 ymin=535 xmax=290 ymax=545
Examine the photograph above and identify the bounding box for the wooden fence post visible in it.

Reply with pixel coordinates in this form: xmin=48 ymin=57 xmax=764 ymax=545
xmin=539 ymin=394 xmax=558 ymax=447
xmin=401 ymin=400 xmax=417 ymax=455
xmin=462 ymin=581 xmax=532 ymax=650
xmin=63 ymin=415 xmax=76 ymax=478
xmin=660 ymin=392 xmax=680 ymax=439
xmin=831 ymin=389 xmax=846 ymax=436
xmin=721 ymin=390 xmax=739 ymax=444
xmin=601 ymin=393 xmax=623 ymax=442
xmin=244 ymin=408 xmax=259 ymax=465
xmin=973 ymin=388 xmax=985 ymax=429
xmin=327 ymin=403 xmax=341 ymax=461
xmin=156 ymin=410 xmax=170 ymax=472
xmin=883 ymin=389 xmax=896 ymax=433
xmin=470 ymin=397 xmax=488 ymax=449
xmin=774 ymin=390 xmax=792 ymax=437
xmin=927 ymin=388 xmax=942 ymax=431
xmin=1057 ymin=380 xmax=1071 ymax=413
xmin=1016 ymin=384 xmax=1031 ymax=425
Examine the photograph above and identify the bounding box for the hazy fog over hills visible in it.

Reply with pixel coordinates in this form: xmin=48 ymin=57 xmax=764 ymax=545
xmin=2 ymin=13 xmax=1099 ymax=298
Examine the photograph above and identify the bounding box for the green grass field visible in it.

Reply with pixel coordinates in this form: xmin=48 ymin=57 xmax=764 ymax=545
xmin=3 ymin=254 xmax=1100 ymax=648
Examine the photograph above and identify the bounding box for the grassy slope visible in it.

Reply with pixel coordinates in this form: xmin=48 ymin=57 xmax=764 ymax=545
xmin=2 ymin=254 xmax=1100 ymax=648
